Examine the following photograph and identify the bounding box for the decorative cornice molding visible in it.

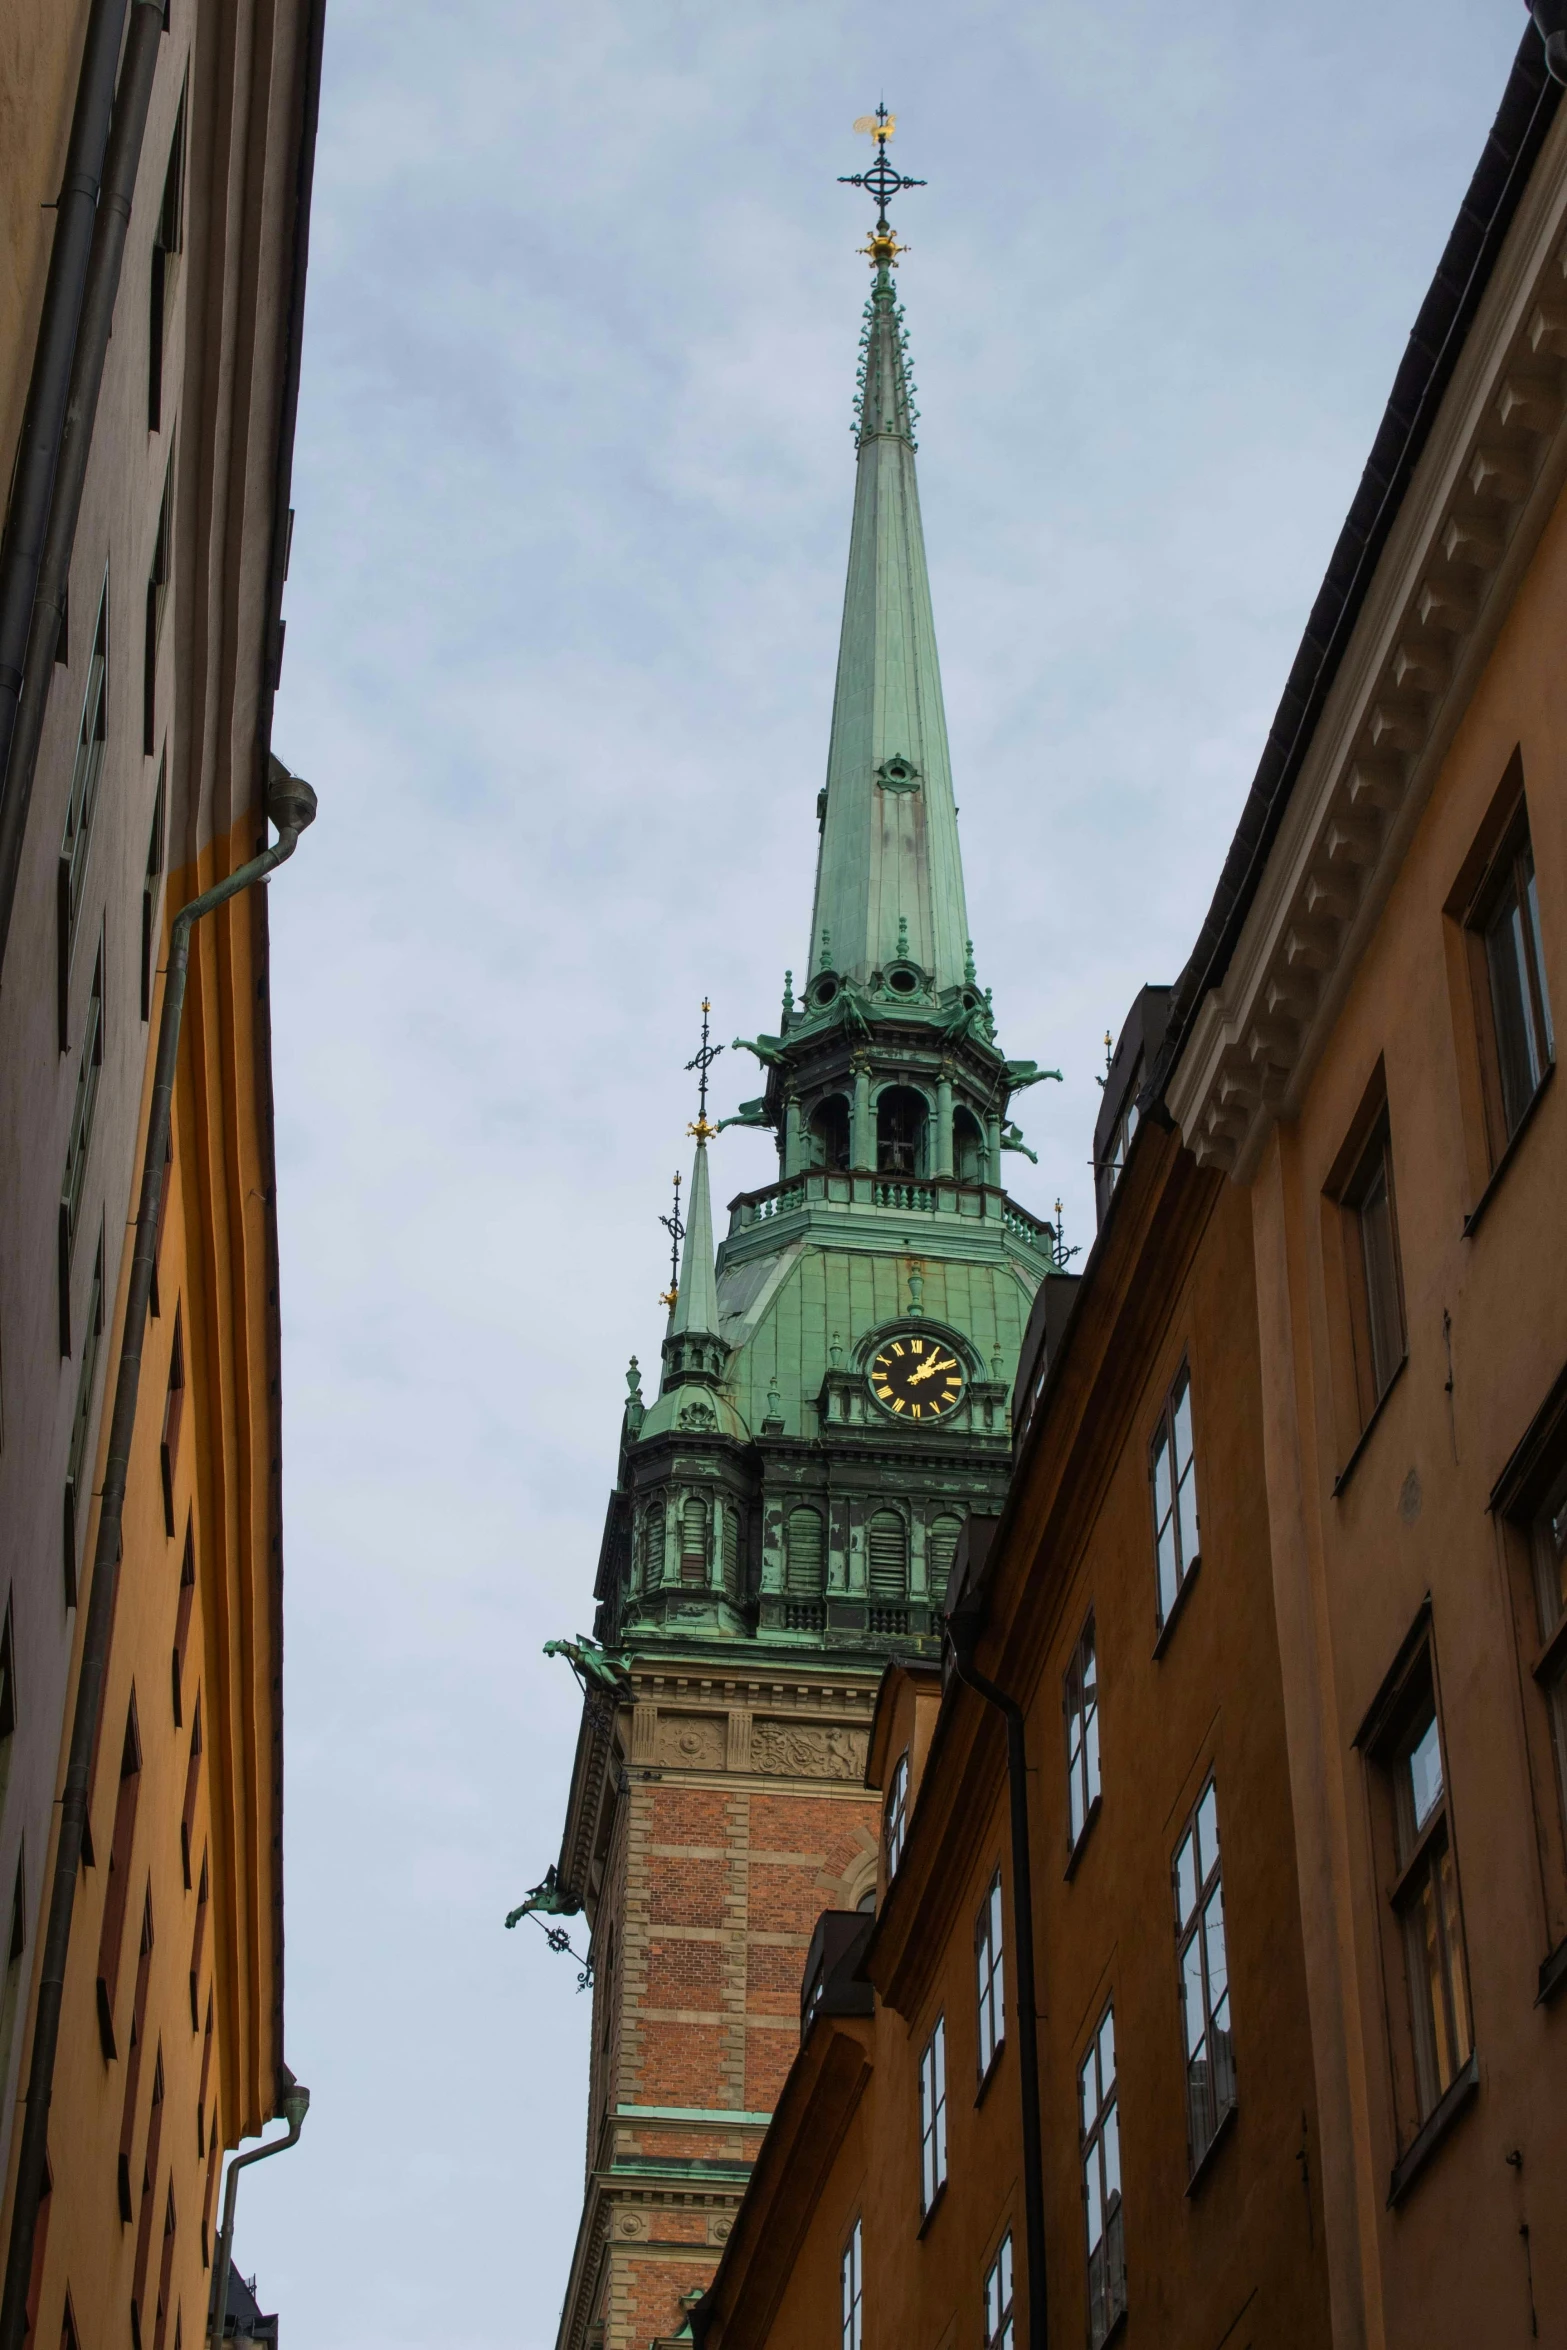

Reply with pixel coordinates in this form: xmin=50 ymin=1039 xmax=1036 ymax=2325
xmin=1168 ymin=102 xmax=1567 ymax=1180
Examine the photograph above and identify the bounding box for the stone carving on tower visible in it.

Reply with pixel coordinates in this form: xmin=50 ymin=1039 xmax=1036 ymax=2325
xmin=526 ymin=108 xmax=1068 ymax=2350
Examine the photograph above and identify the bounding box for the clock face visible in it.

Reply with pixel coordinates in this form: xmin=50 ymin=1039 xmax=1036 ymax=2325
xmin=868 ymin=1331 xmax=967 ymax=1423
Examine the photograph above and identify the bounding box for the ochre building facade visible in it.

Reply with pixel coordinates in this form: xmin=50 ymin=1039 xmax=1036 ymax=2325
xmin=0 ymin=0 xmax=321 ymax=2336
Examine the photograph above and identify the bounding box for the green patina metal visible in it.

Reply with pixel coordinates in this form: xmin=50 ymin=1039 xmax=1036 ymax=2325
xmin=589 ymin=248 xmax=1067 ymax=1666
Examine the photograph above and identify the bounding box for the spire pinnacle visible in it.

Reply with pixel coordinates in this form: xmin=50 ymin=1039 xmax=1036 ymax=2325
xmin=809 ymin=124 xmax=970 ymax=995
xmin=657 ymin=1169 xmax=683 ymax=1311
xmin=684 ymin=998 xmax=723 ymax=1144
xmin=669 ymin=1129 xmax=719 ymax=1339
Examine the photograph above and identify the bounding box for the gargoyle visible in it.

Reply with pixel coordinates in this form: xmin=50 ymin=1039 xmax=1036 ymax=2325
xmin=542 ymin=1636 xmax=631 ymax=1695
xmin=504 ymin=1864 xmax=580 ymax=1930
xmin=1001 ymin=1122 xmax=1038 ymax=1164
xmin=1004 ymin=1059 xmax=1063 ymax=1092
xmin=717 ymin=1097 xmax=771 ymax=1133
xmin=733 ymin=1033 xmax=787 ymax=1068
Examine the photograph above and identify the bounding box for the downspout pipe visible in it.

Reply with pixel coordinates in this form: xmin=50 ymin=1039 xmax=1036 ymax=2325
xmin=0 ymin=0 xmax=167 ymax=982
xmin=205 ymin=2068 xmax=310 ymax=2345
xmin=0 ymin=0 xmax=131 ymax=788
xmin=0 ymin=761 xmax=317 ymax=2350
xmin=948 ymin=1621 xmax=1049 ymax=2350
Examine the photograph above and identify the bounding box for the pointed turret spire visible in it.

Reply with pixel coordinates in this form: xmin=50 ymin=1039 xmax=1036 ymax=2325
xmin=810 ymin=114 xmax=969 ymax=995
xmin=669 ymin=1133 xmax=718 ymax=1340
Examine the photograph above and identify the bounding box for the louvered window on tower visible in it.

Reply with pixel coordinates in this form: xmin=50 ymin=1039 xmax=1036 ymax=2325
xmin=787 ymin=1505 xmax=825 ymax=1596
xmin=867 ymin=1511 xmax=908 ymax=1599
xmin=722 ymin=1504 xmax=740 ymax=1598
xmin=680 ymin=1495 xmax=709 ymax=1586
xmin=638 ymin=1501 xmax=663 ymax=1590
xmin=926 ymin=1514 xmax=963 ymax=1609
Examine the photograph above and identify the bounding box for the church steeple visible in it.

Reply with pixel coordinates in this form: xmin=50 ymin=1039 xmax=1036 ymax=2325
xmin=809 ymin=129 xmax=969 ymax=995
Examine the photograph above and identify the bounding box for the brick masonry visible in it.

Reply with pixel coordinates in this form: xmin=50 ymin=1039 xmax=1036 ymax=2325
xmin=555 ymin=1667 xmax=883 ymax=2350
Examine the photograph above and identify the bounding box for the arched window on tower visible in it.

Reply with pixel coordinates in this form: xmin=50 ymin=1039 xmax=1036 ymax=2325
xmin=786 ymin=1505 xmax=825 ymax=1596
xmin=953 ymin=1106 xmax=986 ymax=1185
xmin=877 ymin=1087 xmax=929 ymax=1178
xmin=927 ymin=1513 xmax=965 ymax=1607
xmin=808 ymin=1095 xmax=851 ymax=1171
xmin=680 ymin=1495 xmax=709 ymax=1587
xmin=867 ymin=1510 xmax=908 ymax=1599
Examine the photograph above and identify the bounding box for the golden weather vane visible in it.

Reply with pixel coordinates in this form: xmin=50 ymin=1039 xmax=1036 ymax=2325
xmin=658 ymin=1169 xmax=683 ymax=1311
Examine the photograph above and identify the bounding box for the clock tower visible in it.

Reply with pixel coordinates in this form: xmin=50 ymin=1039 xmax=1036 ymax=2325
xmin=531 ymin=116 xmax=1066 ymax=2350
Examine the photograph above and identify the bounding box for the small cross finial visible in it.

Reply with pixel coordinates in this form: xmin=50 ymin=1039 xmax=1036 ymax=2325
xmin=1104 ymin=1030 xmax=1114 ymax=1075
xmin=658 ymin=1169 xmax=684 ymax=1308
xmin=685 ymin=997 xmax=724 ymax=1139
xmin=841 ymin=102 xmax=925 ymax=260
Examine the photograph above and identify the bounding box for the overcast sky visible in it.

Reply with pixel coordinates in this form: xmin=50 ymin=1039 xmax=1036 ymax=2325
xmin=245 ymin=3 xmax=1527 ymax=2340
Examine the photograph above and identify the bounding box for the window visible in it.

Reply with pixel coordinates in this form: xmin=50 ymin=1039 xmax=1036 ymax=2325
xmin=1064 ymin=1613 xmax=1101 ymax=1852
xmin=63 ymin=1227 xmax=105 ymax=1603
xmin=1530 ymin=1456 xmax=1567 ymax=1833
xmin=1342 ymin=1118 xmax=1406 ymax=1422
xmin=160 ymin=1307 xmax=185 ymax=1538
xmin=785 ymin=1503 xmax=823 ymax=1596
xmin=1173 ymin=1779 xmax=1235 ymax=2170
xmin=1469 ymin=808 xmax=1554 ymax=1151
xmin=808 ymin=1094 xmax=850 ymax=1170
xmin=144 ymin=458 xmax=172 ymax=755
xmin=721 ymin=1501 xmax=740 ymax=1597
xmin=926 ymin=1512 xmax=963 ymax=1603
xmin=885 ymin=1750 xmax=910 ymax=1879
xmin=840 ymin=2217 xmax=862 ymax=2350
xmin=983 ymin=2232 xmax=1014 ymax=2350
xmin=141 ymin=754 xmax=166 ymax=1020
xmin=1150 ymin=1363 xmax=1199 ymax=1627
xmin=679 ymin=1493 xmax=708 ymax=1586
xmin=95 ymin=1695 xmax=143 ymax=2059
xmin=975 ymin=1868 xmax=1005 ymax=2078
xmin=918 ymin=2015 xmax=947 ymax=2215
xmin=866 ymin=1509 xmax=907 ymax=1600
xmin=148 ymin=86 xmax=185 ymax=432
xmin=57 ymin=579 xmax=108 ymax=1045
xmin=58 ymin=942 xmax=104 ymax=1353
xmin=1079 ymin=2003 xmax=1125 ymax=2349
xmin=953 ymin=1105 xmax=986 ymax=1184
xmin=1386 ymin=1687 xmax=1471 ymax=2121
xmin=1100 ymin=1055 xmax=1142 ymax=1196
xmin=876 ymin=1086 xmax=928 ymax=1177
xmin=640 ymin=1497 xmax=665 ymax=1590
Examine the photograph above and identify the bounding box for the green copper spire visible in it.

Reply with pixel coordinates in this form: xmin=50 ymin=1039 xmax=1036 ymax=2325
xmin=808 ymin=242 xmax=970 ymax=993
xmin=669 ymin=1134 xmax=717 ymax=1341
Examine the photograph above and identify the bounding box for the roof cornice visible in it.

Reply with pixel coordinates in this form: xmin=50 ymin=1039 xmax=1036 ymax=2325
xmin=1168 ymin=77 xmax=1567 ymax=1177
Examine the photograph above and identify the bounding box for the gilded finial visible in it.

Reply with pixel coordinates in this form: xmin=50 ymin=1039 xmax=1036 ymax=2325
xmin=1104 ymin=1030 xmax=1114 ymax=1075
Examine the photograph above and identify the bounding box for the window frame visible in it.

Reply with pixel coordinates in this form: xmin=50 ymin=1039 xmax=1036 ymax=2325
xmin=1079 ymin=2000 xmax=1126 ymax=2349
xmin=917 ymin=2013 xmax=947 ymax=2219
xmin=1149 ymin=1360 xmax=1200 ymax=1634
xmin=1341 ymin=1115 xmax=1407 ymax=1426
xmin=840 ymin=2215 xmax=863 ymax=2350
xmin=1172 ymin=1776 xmax=1236 ymax=2177
xmin=974 ymin=1867 xmax=1006 ymax=2086
xmin=982 ymin=2230 xmax=1015 ymax=2350
xmin=885 ymin=1749 xmax=910 ymax=1880
xmin=1466 ymin=801 xmax=1555 ymax=1162
xmin=1063 ymin=1610 xmax=1101 ymax=1864
xmin=1355 ymin=1618 xmax=1477 ymax=2182
xmin=57 ymin=575 xmax=109 ymax=1048
xmin=1490 ymin=1361 xmax=1567 ymax=1997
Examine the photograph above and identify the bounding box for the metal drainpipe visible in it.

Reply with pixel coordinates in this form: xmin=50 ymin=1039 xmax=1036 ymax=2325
xmin=0 ymin=0 xmax=131 ymax=788
xmin=205 ymin=2068 xmax=310 ymax=2345
xmin=948 ymin=1623 xmax=1049 ymax=2350
xmin=0 ymin=0 xmax=168 ymax=980
xmin=0 ymin=760 xmax=317 ymax=2350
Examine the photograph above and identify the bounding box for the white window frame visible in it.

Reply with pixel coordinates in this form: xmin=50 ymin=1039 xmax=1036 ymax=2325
xmin=918 ymin=2015 xmax=947 ymax=2215
xmin=975 ymin=1868 xmax=1005 ymax=2080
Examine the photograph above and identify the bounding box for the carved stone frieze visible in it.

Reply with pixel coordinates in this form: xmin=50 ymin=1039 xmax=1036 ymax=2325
xmin=750 ymin=1720 xmax=868 ymax=1779
xmin=653 ymin=1714 xmax=726 ymax=1769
